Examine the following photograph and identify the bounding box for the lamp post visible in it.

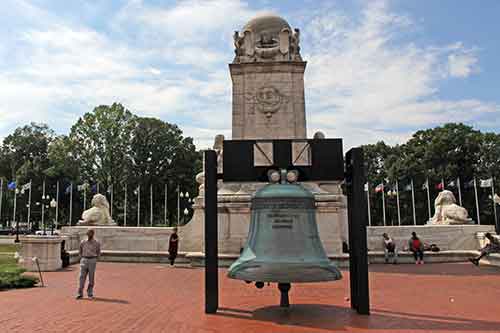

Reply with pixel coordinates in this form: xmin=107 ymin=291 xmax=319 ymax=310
xmin=41 ymin=193 xmax=50 ymax=236
xmin=50 ymin=198 xmax=57 ymax=235
xmin=178 ymin=190 xmax=190 ymax=226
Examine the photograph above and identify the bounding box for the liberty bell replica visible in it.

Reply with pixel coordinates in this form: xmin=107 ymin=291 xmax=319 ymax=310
xmin=228 ymin=169 xmax=342 ymax=307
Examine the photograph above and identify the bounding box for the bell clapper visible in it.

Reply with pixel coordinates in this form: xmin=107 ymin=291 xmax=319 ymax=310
xmin=278 ymin=283 xmax=291 ymax=307
xmin=255 ymin=281 xmax=265 ymax=289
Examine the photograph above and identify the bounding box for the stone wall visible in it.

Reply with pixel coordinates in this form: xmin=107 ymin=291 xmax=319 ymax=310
xmin=367 ymin=225 xmax=495 ymax=251
xmin=61 ymin=226 xmax=177 ymax=252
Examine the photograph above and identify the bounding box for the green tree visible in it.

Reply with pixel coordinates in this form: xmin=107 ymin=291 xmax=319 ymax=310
xmin=69 ymin=103 xmax=136 ymax=188
xmin=128 ymin=117 xmax=201 ymax=225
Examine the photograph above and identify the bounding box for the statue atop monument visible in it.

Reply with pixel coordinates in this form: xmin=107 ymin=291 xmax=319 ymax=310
xmin=233 ymin=15 xmax=302 ymax=63
xmin=78 ymin=194 xmax=116 ymax=226
xmin=429 ymin=190 xmax=473 ymax=225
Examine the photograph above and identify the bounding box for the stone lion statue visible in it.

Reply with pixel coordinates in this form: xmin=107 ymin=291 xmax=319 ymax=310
xmin=78 ymin=194 xmax=115 ymax=226
xmin=429 ymin=190 xmax=472 ymax=225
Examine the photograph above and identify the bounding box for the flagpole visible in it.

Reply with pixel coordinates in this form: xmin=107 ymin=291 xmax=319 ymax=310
xmin=97 ymin=182 xmax=99 ymax=194
xmin=110 ymin=184 xmax=114 ymax=219
xmin=474 ymin=178 xmax=480 ymax=225
xmin=83 ymin=185 xmax=87 ymax=211
xmin=69 ymin=183 xmax=73 ymax=226
xmin=396 ymin=180 xmax=401 ymax=226
xmin=411 ymin=179 xmax=417 ymax=225
xmin=164 ymin=183 xmax=168 ymax=225
xmin=492 ymin=178 xmax=498 ymax=225
xmin=55 ymin=181 xmax=59 ymax=229
xmin=137 ymin=185 xmax=140 ymax=227
xmin=27 ymin=180 xmax=32 ymax=230
xmin=150 ymin=184 xmax=153 ymax=227
xmin=41 ymin=180 xmax=46 ymax=233
xmin=124 ymin=184 xmax=127 ymax=227
xmin=366 ymin=184 xmax=371 ymax=226
xmin=13 ymin=185 xmax=17 ymax=228
xmin=382 ymin=186 xmax=386 ymax=226
xmin=426 ymin=178 xmax=431 ymax=222
xmin=457 ymin=177 xmax=462 ymax=206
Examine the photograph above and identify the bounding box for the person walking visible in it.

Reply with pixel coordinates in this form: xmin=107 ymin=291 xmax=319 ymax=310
xmin=76 ymin=229 xmax=101 ymax=299
xmin=469 ymin=232 xmax=500 ymax=266
xmin=382 ymin=233 xmax=398 ymax=264
xmin=168 ymin=228 xmax=179 ymax=266
xmin=408 ymin=232 xmax=424 ymax=264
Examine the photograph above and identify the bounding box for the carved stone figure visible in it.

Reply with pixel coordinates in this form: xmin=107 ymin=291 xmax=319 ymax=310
xmin=213 ymin=134 xmax=224 ymax=173
xmin=233 ymin=15 xmax=302 ymax=63
xmin=429 ymin=190 xmax=473 ymax=225
xmin=78 ymin=194 xmax=115 ymax=226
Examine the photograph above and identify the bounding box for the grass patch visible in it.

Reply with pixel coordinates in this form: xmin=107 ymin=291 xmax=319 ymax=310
xmin=0 ymin=253 xmax=39 ymax=290
xmin=0 ymin=244 xmax=20 ymax=253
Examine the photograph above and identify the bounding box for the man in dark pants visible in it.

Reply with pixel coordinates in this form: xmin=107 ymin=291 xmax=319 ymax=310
xmin=76 ymin=229 xmax=101 ymax=299
xmin=168 ymin=228 xmax=179 ymax=266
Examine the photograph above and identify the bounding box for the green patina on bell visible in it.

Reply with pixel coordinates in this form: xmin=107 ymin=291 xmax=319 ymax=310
xmin=228 ymin=181 xmax=342 ymax=283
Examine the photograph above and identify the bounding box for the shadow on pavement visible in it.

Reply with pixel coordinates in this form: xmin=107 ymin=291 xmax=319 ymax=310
xmin=216 ymin=304 xmax=500 ymax=331
xmin=85 ymin=297 xmax=130 ymax=304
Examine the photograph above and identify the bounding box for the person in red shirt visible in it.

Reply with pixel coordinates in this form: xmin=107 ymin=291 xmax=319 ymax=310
xmin=408 ymin=232 xmax=424 ymax=264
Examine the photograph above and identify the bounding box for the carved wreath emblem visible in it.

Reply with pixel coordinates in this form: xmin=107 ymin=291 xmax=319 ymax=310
xmin=255 ymin=86 xmax=285 ymax=118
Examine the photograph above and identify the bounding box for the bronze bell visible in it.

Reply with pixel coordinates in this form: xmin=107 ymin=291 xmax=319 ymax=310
xmin=228 ymin=170 xmax=342 ymax=305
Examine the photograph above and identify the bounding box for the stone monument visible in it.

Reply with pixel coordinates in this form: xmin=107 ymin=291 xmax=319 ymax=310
xmin=181 ymin=15 xmax=348 ymax=257
xmin=428 ymin=190 xmax=473 ymax=225
xmin=78 ymin=193 xmax=116 ymax=226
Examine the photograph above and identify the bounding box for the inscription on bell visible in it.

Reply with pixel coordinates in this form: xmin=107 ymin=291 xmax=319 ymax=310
xmin=268 ymin=213 xmax=295 ymax=229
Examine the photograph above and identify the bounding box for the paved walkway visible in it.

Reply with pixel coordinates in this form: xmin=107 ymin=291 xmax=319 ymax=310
xmin=1 ymin=263 xmax=499 ymax=332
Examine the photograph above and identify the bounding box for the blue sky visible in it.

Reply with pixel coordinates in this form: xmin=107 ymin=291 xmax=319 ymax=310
xmin=1 ymin=0 xmax=499 ymax=149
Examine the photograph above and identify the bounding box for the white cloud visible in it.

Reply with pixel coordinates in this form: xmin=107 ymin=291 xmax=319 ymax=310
xmin=300 ymin=1 xmax=496 ymax=148
xmin=0 ymin=0 xmax=497 ymax=151
xmin=448 ymin=49 xmax=479 ymax=78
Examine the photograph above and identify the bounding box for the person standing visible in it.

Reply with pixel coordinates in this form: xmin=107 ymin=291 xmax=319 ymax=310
xmin=168 ymin=228 xmax=179 ymax=266
xmin=382 ymin=233 xmax=398 ymax=264
xmin=469 ymin=232 xmax=500 ymax=266
xmin=76 ymin=229 xmax=101 ymax=299
xmin=408 ymin=232 xmax=424 ymax=264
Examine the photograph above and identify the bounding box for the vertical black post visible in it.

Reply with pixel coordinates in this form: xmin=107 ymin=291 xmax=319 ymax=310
xmin=346 ymin=147 xmax=370 ymax=315
xmin=204 ymin=150 xmax=219 ymax=314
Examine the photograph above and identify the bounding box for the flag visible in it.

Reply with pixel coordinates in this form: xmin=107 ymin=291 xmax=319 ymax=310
xmin=375 ymin=183 xmax=384 ymax=193
xmin=77 ymin=183 xmax=89 ymax=191
xmin=364 ymin=183 xmax=368 ymax=192
xmin=21 ymin=182 xmax=31 ymax=191
xmin=65 ymin=184 xmax=72 ymax=194
xmin=403 ymin=183 xmax=412 ymax=191
xmin=479 ymin=178 xmax=493 ymax=188
xmin=422 ymin=180 xmax=428 ymax=190
xmin=107 ymin=185 xmax=113 ymax=194
xmin=7 ymin=181 xmax=16 ymax=190
xmin=91 ymin=184 xmax=98 ymax=193
xmin=435 ymin=182 xmax=444 ymax=190
xmin=447 ymin=180 xmax=456 ymax=187
xmin=464 ymin=179 xmax=475 ymax=189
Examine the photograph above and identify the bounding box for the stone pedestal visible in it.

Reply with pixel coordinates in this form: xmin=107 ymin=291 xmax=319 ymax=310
xmin=230 ymin=62 xmax=307 ymax=140
xmin=19 ymin=236 xmax=62 ymax=271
